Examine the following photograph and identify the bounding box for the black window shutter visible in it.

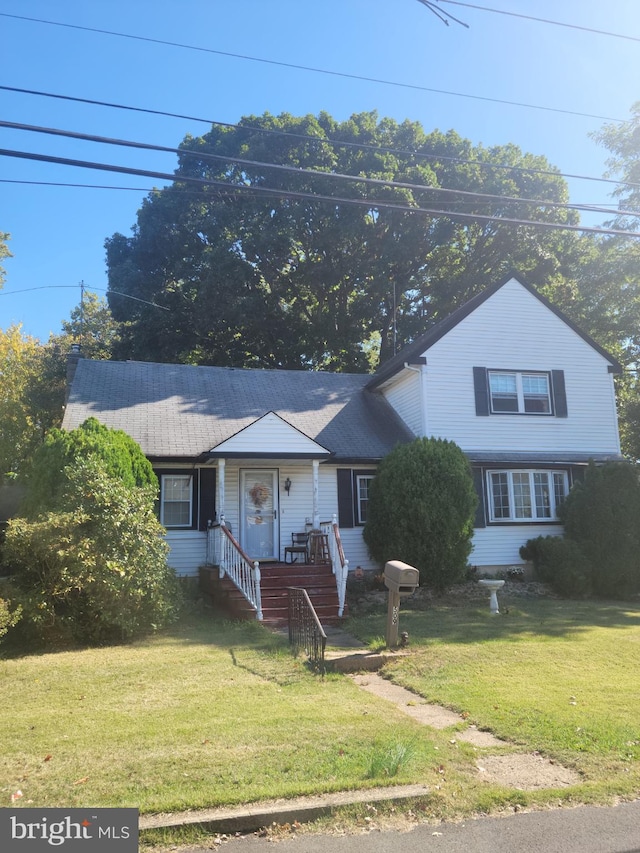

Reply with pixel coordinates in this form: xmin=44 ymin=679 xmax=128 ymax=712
xmin=198 ymin=467 xmax=217 ymax=531
xmin=472 ymin=467 xmax=486 ymax=528
xmin=551 ymin=370 xmax=568 ymax=417
xmin=473 ymin=367 xmax=489 ymax=416
xmin=337 ymin=469 xmax=354 ymax=528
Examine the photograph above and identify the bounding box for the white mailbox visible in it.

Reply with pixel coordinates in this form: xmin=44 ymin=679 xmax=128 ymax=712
xmin=384 ymin=560 xmax=420 ymax=598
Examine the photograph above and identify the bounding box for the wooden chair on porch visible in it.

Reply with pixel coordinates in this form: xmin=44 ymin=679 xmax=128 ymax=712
xmin=284 ymin=532 xmax=309 ymax=563
xmin=308 ymin=529 xmax=331 ymax=564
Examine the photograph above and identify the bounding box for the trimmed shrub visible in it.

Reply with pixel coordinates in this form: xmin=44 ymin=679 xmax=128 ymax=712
xmin=520 ymin=536 xmax=591 ymax=598
xmin=4 ymin=457 xmax=181 ymax=645
xmin=559 ymin=460 xmax=640 ymax=598
xmin=363 ymin=437 xmax=477 ymax=590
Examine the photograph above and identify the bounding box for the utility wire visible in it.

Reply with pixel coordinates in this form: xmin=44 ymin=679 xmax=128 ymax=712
xmin=1 ymin=86 xmax=633 ymax=193
xmin=0 ymin=283 xmax=170 ymax=311
xmin=0 ymin=178 xmax=622 ymax=212
xmin=436 ymin=1 xmax=640 ymax=43
xmin=1 ymin=146 xmax=638 ymax=239
xmin=0 ymin=14 xmax=623 ymax=124
xmin=416 ymin=0 xmax=469 ymax=28
xmin=4 ymin=119 xmax=639 ymax=220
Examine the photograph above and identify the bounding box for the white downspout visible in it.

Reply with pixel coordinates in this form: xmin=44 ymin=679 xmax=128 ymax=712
xmin=312 ymin=459 xmax=320 ymax=528
xmin=218 ymin=457 xmax=226 ymax=519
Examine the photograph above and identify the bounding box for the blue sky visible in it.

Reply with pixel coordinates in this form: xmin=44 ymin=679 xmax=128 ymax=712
xmin=1 ymin=0 xmax=639 ymax=342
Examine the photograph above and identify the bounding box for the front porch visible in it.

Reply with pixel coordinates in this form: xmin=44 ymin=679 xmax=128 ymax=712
xmin=202 ymin=517 xmax=349 ymax=626
xmin=200 ymin=561 xmax=347 ymax=626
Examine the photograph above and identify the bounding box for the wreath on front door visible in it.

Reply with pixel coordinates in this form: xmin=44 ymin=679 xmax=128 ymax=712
xmin=249 ymin=482 xmax=270 ymax=509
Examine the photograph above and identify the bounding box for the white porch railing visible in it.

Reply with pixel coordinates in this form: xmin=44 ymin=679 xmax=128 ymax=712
xmin=207 ymin=519 xmax=263 ymax=620
xmin=320 ymin=515 xmax=349 ymax=617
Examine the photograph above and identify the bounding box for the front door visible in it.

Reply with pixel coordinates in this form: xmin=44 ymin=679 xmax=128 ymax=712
xmin=240 ymin=469 xmax=279 ymax=560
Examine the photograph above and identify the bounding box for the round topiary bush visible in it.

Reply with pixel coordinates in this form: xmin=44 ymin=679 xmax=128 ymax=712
xmin=363 ymin=437 xmax=477 ymax=590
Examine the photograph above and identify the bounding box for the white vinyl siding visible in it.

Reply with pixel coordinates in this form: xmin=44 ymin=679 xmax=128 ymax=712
xmin=381 ymin=369 xmax=422 ymax=435
xmin=395 ymin=278 xmax=620 ymax=455
xmin=470 ymin=523 xmax=563 ymax=567
xmin=165 ymin=529 xmax=207 ymax=577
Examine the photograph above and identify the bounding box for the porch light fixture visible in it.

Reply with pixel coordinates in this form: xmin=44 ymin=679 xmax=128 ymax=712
xmin=284 ymin=477 xmax=292 ymax=495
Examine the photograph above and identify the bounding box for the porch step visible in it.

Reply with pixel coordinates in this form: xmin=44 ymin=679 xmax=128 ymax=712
xmin=199 ymin=563 xmax=346 ymax=626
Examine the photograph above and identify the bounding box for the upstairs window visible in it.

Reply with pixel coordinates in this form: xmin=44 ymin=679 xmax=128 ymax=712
xmin=487 ymin=470 xmax=568 ymax=522
xmin=489 ymin=371 xmax=551 ymax=414
xmin=474 ymin=367 xmax=567 ymax=417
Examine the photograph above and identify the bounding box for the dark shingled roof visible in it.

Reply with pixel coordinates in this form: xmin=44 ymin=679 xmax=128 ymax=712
xmin=62 ymin=359 xmax=415 ymax=461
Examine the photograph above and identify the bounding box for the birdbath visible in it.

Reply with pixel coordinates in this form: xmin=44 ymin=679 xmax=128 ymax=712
xmin=478 ymin=579 xmax=505 ymax=615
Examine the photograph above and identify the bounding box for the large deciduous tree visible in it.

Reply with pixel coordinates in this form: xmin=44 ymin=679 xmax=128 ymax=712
xmin=590 ymin=105 xmax=640 ymax=458
xmin=106 ymin=111 xmax=584 ymax=370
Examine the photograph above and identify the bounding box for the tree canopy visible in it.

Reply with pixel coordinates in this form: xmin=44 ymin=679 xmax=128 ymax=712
xmin=106 ymin=110 xmax=586 ymax=371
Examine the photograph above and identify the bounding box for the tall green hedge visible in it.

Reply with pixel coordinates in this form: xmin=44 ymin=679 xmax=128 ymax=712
xmin=522 ymin=460 xmax=640 ymax=599
xmin=20 ymin=417 xmax=157 ymax=518
xmin=363 ymin=437 xmax=477 ymax=590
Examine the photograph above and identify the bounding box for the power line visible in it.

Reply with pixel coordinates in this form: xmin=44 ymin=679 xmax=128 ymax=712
xmin=0 ymin=178 xmax=623 ymax=213
xmin=0 ymin=14 xmax=624 ymax=124
xmin=0 ymin=178 xmax=149 ymax=191
xmin=437 ymin=1 xmax=640 ymax=43
xmin=4 ymin=119 xmax=639 ymax=220
xmin=1 ymin=146 xmax=639 ymax=239
xmin=0 ymin=86 xmax=633 ymax=193
xmin=0 ymin=283 xmax=170 ymax=311
xmin=416 ymin=0 xmax=469 ymax=28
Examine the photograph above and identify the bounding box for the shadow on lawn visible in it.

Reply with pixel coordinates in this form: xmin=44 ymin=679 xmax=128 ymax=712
xmin=345 ymin=596 xmax=640 ymax=646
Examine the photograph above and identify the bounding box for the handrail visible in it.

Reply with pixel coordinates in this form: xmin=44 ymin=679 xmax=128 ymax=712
xmin=208 ymin=520 xmax=263 ymax=620
xmin=320 ymin=515 xmax=349 ymax=617
xmin=288 ymin=587 xmax=327 ymax=675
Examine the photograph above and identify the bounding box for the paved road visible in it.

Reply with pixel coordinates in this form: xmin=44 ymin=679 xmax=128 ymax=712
xmin=183 ymin=800 xmax=640 ymax=853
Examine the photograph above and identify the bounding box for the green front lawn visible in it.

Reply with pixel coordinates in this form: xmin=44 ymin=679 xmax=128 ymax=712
xmin=2 ymin=595 xmax=640 ymax=821
xmin=0 ymin=616 xmax=444 ymax=813
xmin=346 ymin=594 xmax=640 ymax=799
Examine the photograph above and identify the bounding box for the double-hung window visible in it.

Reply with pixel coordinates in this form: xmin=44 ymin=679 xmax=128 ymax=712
xmin=355 ymin=474 xmax=374 ymax=524
xmin=488 ymin=371 xmax=551 ymax=414
xmin=487 ymin=470 xmax=568 ymax=522
xmin=160 ymin=474 xmax=193 ymax=527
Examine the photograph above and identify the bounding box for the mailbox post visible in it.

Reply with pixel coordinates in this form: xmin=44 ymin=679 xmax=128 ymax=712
xmin=384 ymin=560 xmax=419 ymax=648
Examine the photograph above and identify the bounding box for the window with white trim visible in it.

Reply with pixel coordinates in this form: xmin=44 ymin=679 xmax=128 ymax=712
xmin=488 ymin=371 xmax=551 ymax=414
xmin=160 ymin=474 xmax=193 ymax=527
xmin=487 ymin=470 xmax=568 ymax=522
xmin=356 ymin=475 xmax=374 ymax=524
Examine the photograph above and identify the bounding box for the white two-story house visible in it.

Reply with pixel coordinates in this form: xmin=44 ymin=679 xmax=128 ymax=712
xmin=62 ymin=274 xmax=623 ymax=579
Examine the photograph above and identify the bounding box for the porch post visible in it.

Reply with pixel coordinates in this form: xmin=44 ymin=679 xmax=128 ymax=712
xmin=218 ymin=457 xmax=225 ymax=520
xmin=312 ymin=459 xmax=320 ymax=528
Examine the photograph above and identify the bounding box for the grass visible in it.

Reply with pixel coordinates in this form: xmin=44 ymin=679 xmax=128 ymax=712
xmin=0 ymin=614 xmax=448 ymax=814
xmin=3 ymin=594 xmax=640 ymax=835
xmin=346 ymin=594 xmax=640 ymax=803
